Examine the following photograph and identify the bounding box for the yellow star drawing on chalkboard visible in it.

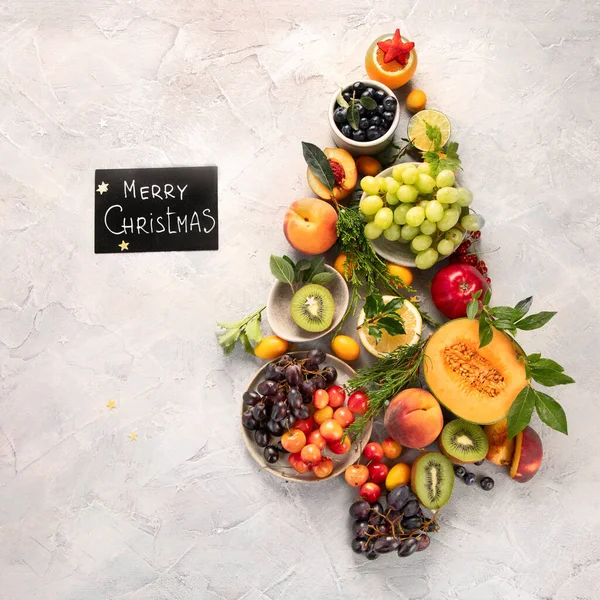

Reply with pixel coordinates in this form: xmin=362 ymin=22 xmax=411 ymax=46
xmin=118 ymin=240 xmax=129 ymax=251
xmin=96 ymin=182 xmax=109 ymax=195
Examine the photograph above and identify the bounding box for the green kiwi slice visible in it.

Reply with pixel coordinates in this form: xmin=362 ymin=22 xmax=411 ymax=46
xmin=411 ymin=452 xmax=454 ymax=510
xmin=290 ymin=284 xmax=335 ymax=332
xmin=439 ymin=419 xmax=489 ymax=463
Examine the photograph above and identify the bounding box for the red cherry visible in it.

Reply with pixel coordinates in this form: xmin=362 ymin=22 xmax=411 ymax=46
xmin=368 ymin=462 xmax=389 ymax=484
xmin=326 ymin=385 xmax=346 ymax=408
xmin=363 ymin=442 xmax=384 ymax=462
xmin=359 ymin=482 xmax=381 ymax=503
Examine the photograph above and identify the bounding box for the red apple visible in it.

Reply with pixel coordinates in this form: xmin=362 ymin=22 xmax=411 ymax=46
xmin=431 ymin=264 xmax=489 ymax=320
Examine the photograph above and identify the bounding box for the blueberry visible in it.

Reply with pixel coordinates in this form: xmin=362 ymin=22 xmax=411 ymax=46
xmin=373 ymin=89 xmax=386 ymax=103
xmin=342 ymin=92 xmax=352 ymax=103
xmin=376 ymin=104 xmax=386 ymax=116
xmin=333 ymin=107 xmax=347 ymax=124
xmin=366 ymin=126 xmax=380 ymax=141
xmin=383 ymin=96 xmax=397 ymax=111
xmin=341 ymin=124 xmax=353 ymax=138
xmin=464 ymin=472 xmax=476 ymax=486
xmin=474 ymin=459 xmax=485 ymax=466
xmin=352 ymin=129 xmax=366 ymax=142
xmin=352 ymin=81 xmax=365 ymax=94
xmin=369 ymin=115 xmax=382 ymax=127
xmin=480 ymin=476 xmax=495 ymax=491
xmin=382 ymin=110 xmax=395 ymax=123
xmin=356 ymin=104 xmax=366 ymax=117
xmin=359 ymin=118 xmax=370 ymax=130
xmin=365 ymin=108 xmax=377 ymax=118
xmin=454 ymin=465 xmax=467 ymax=478
xmin=362 ymin=87 xmax=376 ymax=98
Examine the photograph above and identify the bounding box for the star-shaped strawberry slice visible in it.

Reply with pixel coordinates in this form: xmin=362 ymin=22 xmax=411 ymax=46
xmin=377 ymin=28 xmax=415 ymax=66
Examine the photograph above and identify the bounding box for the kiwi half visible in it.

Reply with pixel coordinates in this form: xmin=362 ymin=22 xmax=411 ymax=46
xmin=439 ymin=419 xmax=489 ymax=464
xmin=290 ymin=284 xmax=335 ymax=332
xmin=411 ymin=452 xmax=454 ymax=510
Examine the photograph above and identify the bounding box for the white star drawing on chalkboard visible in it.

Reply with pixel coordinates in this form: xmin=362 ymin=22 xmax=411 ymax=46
xmin=96 ymin=182 xmax=109 ymax=195
xmin=118 ymin=240 xmax=129 ymax=251
xmin=98 ymin=119 xmax=108 ymax=128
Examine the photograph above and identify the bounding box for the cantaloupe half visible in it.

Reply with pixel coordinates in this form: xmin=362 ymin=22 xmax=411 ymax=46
xmin=423 ymin=319 xmax=528 ymax=424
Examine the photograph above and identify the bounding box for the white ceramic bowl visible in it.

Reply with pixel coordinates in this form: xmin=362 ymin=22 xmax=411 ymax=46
xmin=266 ymin=265 xmax=349 ymax=343
xmin=241 ymin=352 xmax=372 ymax=482
xmin=364 ymin=163 xmax=467 ymax=267
xmin=328 ymin=80 xmax=400 ymax=156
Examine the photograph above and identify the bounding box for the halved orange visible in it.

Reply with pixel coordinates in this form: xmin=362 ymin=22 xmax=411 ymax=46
xmin=365 ymin=34 xmax=418 ymax=90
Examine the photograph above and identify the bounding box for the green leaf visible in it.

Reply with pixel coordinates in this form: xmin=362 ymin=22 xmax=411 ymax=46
xmin=311 ymin=271 xmax=336 ymax=285
xmin=514 ymin=296 xmax=533 ymax=318
xmin=347 ymin=103 xmax=360 ymax=131
xmin=368 ymin=326 xmax=382 ymax=345
xmin=489 ymin=306 xmax=521 ymax=322
xmin=359 ymin=96 xmax=377 ymax=110
xmin=491 ymin=319 xmax=517 ymax=330
xmin=377 ymin=316 xmax=406 ymax=336
xmin=528 ymin=356 xmax=564 ymax=372
xmin=245 ymin=316 xmax=263 ymax=343
xmin=478 ymin=315 xmax=493 ymax=348
xmin=217 ymin=328 xmax=241 ymax=349
xmin=270 ymin=255 xmax=295 ymax=285
xmin=466 ymin=300 xmax=479 ymax=320
xmin=527 ymin=353 xmax=542 ymax=362
xmin=294 ymin=259 xmax=312 ymax=283
xmin=336 ymin=90 xmax=349 ymax=109
xmin=507 ymin=386 xmax=536 ymax=439
xmin=530 ymin=368 xmax=575 ymax=387
xmin=534 ymin=390 xmax=568 ymax=435
xmin=516 ymin=311 xmax=556 ymax=331
xmin=216 ymin=318 xmax=245 ymax=329
xmin=483 ymin=288 xmax=492 ymax=306
xmin=364 ymin=293 xmax=383 ymax=319
xmin=445 ymin=141 xmax=460 ymax=159
xmin=302 ymin=142 xmax=335 ymax=191
xmin=382 ymin=297 xmax=404 ymax=314
xmin=472 ymin=290 xmax=482 ymax=300
xmin=240 ymin=331 xmax=254 ymax=354
xmin=222 ymin=341 xmax=237 ymax=356
xmin=304 ymin=256 xmax=325 ymax=283
xmin=282 ymin=255 xmax=296 ymax=270
xmin=424 ymin=121 xmax=442 ymax=150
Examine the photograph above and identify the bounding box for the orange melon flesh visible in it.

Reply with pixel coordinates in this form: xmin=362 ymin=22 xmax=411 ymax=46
xmin=424 ymin=319 xmax=528 ymax=424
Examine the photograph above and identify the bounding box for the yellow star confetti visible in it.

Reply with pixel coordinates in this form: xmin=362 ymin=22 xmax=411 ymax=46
xmin=106 ymin=400 xmax=116 ymax=410
xmin=128 ymin=431 xmax=138 ymax=441
xmin=96 ymin=181 xmax=109 ymax=195
xmin=118 ymin=240 xmax=129 ymax=251
xmin=409 ymin=296 xmax=419 ymax=303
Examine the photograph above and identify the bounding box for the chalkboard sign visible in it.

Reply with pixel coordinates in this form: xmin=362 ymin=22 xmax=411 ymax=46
xmin=94 ymin=166 xmax=218 ymax=254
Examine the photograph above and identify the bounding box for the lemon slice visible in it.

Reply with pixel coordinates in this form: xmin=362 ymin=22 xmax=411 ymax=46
xmin=407 ymin=109 xmax=451 ymax=152
xmin=357 ymin=296 xmax=423 ymax=358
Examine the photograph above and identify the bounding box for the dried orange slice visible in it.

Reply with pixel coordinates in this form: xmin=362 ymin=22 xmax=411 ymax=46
xmin=365 ymin=33 xmax=418 ymax=89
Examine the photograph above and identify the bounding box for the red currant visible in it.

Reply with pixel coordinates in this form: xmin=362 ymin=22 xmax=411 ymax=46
xmin=472 ymin=231 xmax=481 ymax=239
xmin=486 ymin=277 xmax=491 ymax=284
xmin=457 ymin=246 xmax=468 ymax=255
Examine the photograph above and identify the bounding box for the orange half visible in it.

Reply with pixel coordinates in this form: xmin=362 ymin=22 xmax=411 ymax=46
xmin=365 ymin=34 xmax=418 ymax=89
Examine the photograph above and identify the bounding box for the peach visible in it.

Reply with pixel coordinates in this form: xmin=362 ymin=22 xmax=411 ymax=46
xmin=283 ymin=197 xmax=338 ymax=255
xmin=484 ymin=419 xmax=515 ymax=467
xmin=384 ymin=388 xmax=443 ymax=449
xmin=510 ymin=426 xmax=543 ymax=483
xmin=307 ymin=148 xmax=357 ymax=203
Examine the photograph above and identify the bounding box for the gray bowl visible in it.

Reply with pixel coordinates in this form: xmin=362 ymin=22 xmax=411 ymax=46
xmin=266 ymin=265 xmax=349 ymax=343
xmin=366 ymin=163 xmax=467 ymax=267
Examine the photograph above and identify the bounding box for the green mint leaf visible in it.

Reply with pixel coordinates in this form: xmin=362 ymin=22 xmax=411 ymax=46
xmin=472 ymin=290 xmax=482 ymax=300
xmin=423 ymin=151 xmax=441 ymax=176
xmin=514 ymin=296 xmax=533 ymax=318
xmin=530 ymin=367 xmax=575 ymax=387
xmin=282 ymin=255 xmax=296 ymax=270
xmin=466 ymin=300 xmax=479 ymax=320
xmin=359 ymin=96 xmax=377 ymax=110
xmin=311 ymin=271 xmax=336 ymax=285
xmin=478 ymin=315 xmax=493 ymax=348
xmin=483 ymin=288 xmax=492 ymax=306
xmin=377 ymin=316 xmax=406 ymax=336
xmin=347 ymin=103 xmax=360 ymax=131
xmin=304 ymin=256 xmax=325 ymax=283
xmin=302 ymin=142 xmax=335 ymax=191
xmin=270 ymin=254 xmax=295 ymax=285
xmin=383 ymin=297 xmax=404 ymax=314
xmin=527 ymin=353 xmax=542 ymax=362
xmin=337 ymin=90 xmax=349 ymax=109
xmin=240 ymin=331 xmax=254 ymax=354
xmin=516 ymin=311 xmax=556 ymax=331
xmin=424 ymin=121 xmax=442 ymax=150
xmin=217 ymin=328 xmax=241 ymax=349
xmin=438 ymin=155 xmax=462 ymax=174
xmin=294 ymin=259 xmax=312 ymax=283
xmin=489 ymin=306 xmax=521 ymax=322
xmin=216 ymin=318 xmax=245 ymax=329
xmin=245 ymin=316 xmax=263 ymax=343
xmin=507 ymin=386 xmax=536 ymax=439
xmin=445 ymin=141 xmax=459 ymax=159
xmin=534 ymin=389 xmax=568 ymax=435
xmin=368 ymin=325 xmax=382 ymax=345
xmin=528 ymin=357 xmax=564 ymax=372
xmin=491 ymin=319 xmax=518 ymax=330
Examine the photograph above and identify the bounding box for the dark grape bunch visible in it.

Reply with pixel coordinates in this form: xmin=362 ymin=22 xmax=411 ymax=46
xmin=334 ymin=81 xmax=397 ymax=142
xmin=348 ymin=485 xmax=438 ymax=560
xmin=241 ymin=350 xmax=337 ymax=464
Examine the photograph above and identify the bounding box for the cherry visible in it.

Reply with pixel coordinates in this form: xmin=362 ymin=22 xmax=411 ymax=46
xmin=359 ymin=482 xmax=381 ymax=503
xmin=326 ymin=385 xmax=346 ymax=408
xmin=281 ymin=429 xmax=306 ymax=453
xmin=294 ymin=417 xmax=314 ymax=436
xmin=320 ymin=419 xmax=344 ymax=442
xmin=307 ymin=429 xmax=327 ymax=450
xmin=288 ymin=452 xmax=310 ymax=474
xmin=333 ymin=406 xmax=355 ymax=428
xmin=300 ymin=443 xmax=322 ymax=466
xmin=328 ymin=437 xmax=351 ymax=455
xmin=363 ymin=442 xmax=384 ymax=462
xmin=368 ymin=462 xmax=389 ymax=484
xmin=312 ymin=457 xmax=333 ymax=479
xmin=345 ymin=464 xmax=369 ymax=487
xmin=348 ymin=390 xmax=370 ymax=415
xmin=313 ymin=389 xmax=329 ymax=410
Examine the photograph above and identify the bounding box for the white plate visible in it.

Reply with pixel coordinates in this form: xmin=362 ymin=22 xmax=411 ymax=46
xmin=365 ymin=163 xmax=466 ymax=267
xmin=241 ymin=351 xmax=373 ymax=483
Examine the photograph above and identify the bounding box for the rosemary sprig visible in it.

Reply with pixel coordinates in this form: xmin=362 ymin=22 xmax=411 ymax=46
xmin=344 ymin=338 xmax=429 ymax=440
